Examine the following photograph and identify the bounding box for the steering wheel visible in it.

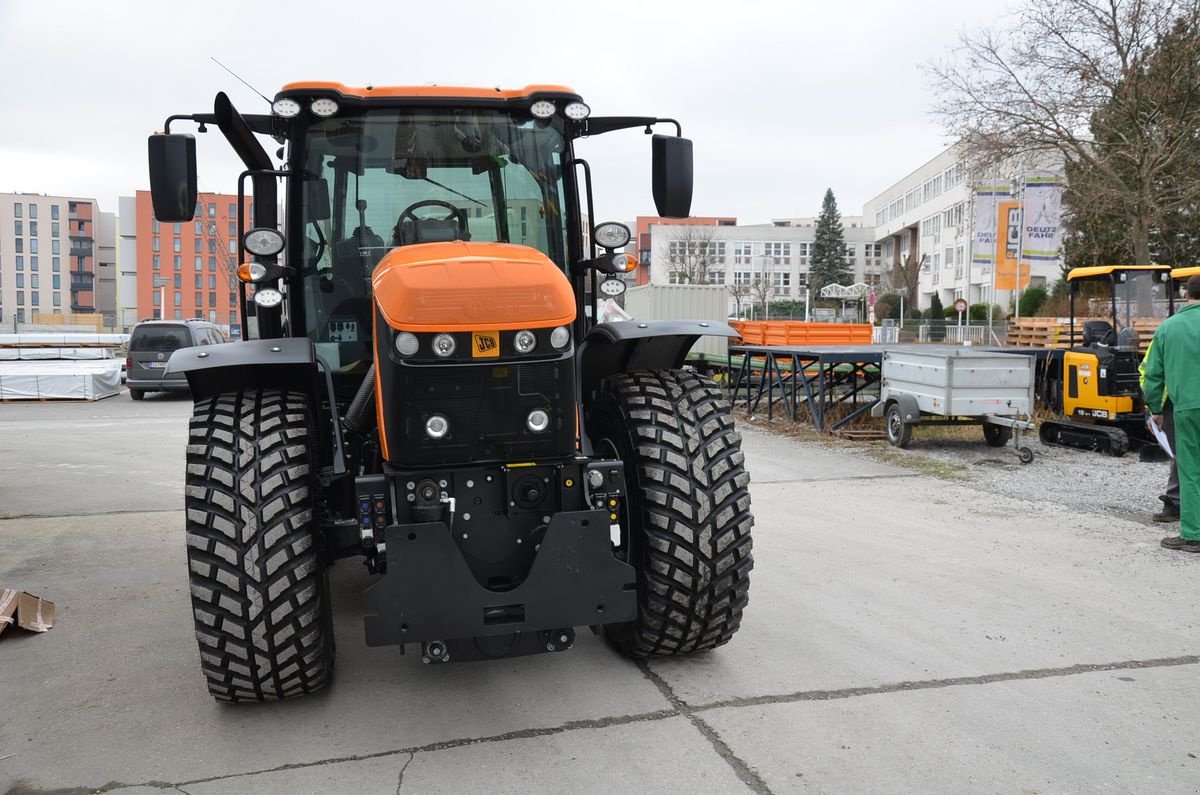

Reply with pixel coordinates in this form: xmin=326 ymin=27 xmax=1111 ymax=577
xmin=393 ymin=199 xmax=470 ymax=245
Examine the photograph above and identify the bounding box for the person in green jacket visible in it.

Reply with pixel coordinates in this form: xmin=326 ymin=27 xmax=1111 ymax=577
xmin=1139 ymin=339 xmax=1180 ymax=522
xmin=1142 ymin=274 xmax=1200 ymax=550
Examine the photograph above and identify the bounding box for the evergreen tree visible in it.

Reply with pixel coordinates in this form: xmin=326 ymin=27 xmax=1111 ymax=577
xmin=810 ymin=189 xmax=851 ymax=297
xmin=928 ymin=292 xmax=944 ymax=318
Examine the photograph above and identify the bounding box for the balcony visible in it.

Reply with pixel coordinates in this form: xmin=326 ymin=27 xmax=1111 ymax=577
xmin=70 ymin=272 xmax=95 ymax=290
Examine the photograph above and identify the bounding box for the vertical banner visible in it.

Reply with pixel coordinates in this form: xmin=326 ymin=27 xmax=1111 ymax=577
xmin=972 ymin=182 xmax=1011 ymax=267
xmin=994 ymin=202 xmax=1024 ymax=290
xmin=1020 ymin=172 xmax=1065 ymax=269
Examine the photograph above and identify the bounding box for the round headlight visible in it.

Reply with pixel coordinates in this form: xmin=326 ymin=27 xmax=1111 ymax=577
xmin=514 ymin=329 xmax=537 ymax=354
xmin=433 ymin=333 xmax=456 ymax=357
xmin=530 ymin=100 xmax=556 ymax=119
xmin=550 ymin=326 xmax=570 ymax=349
xmin=271 ymin=98 xmax=301 ymax=118
xmin=395 ymin=332 xmax=419 ymax=356
xmin=310 ymin=98 xmax=339 ymax=117
xmin=425 ymin=414 xmax=450 ymax=439
xmin=253 ymin=288 xmax=283 ymax=308
xmin=593 ymin=222 xmax=631 ymax=249
xmin=563 ymin=102 xmax=591 ymax=120
xmin=243 ymin=228 xmax=285 ymax=257
xmin=526 ymin=409 xmax=550 ymax=433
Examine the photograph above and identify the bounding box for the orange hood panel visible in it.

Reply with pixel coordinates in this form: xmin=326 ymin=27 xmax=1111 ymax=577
xmin=372 ymin=242 xmax=576 ymax=332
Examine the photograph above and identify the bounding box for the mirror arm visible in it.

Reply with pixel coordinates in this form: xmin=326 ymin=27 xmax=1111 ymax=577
xmin=577 ymin=116 xmax=682 ymax=138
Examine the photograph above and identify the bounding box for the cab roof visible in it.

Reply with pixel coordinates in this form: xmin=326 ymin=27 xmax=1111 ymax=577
xmin=1066 ymin=264 xmax=1172 ymax=281
xmin=277 ymin=82 xmax=581 ymax=103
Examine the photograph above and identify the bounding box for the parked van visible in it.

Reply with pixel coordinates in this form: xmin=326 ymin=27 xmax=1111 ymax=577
xmin=126 ymin=319 xmax=225 ymax=400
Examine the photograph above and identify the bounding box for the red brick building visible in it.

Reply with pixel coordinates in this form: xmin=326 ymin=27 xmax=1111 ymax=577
xmin=133 ymin=191 xmax=250 ymax=333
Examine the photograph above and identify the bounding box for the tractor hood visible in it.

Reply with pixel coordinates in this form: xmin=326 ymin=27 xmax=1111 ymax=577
xmin=372 ymin=241 xmax=576 ymax=332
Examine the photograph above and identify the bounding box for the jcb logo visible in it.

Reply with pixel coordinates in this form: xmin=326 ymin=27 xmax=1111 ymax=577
xmin=472 ymin=332 xmax=500 ymax=358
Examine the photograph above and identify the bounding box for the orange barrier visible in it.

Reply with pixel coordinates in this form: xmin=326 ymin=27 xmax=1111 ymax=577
xmin=730 ymin=321 xmax=873 ymax=347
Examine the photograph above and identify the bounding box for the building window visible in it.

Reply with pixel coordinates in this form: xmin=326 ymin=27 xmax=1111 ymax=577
xmin=53 ymin=293 xmax=61 ymax=307
xmin=174 ymin=292 xmax=182 ymax=307
xmin=228 ymin=240 xmax=236 ymax=254
xmin=16 ymin=291 xmax=24 ymax=305
xmin=173 ymin=223 xmax=182 ymax=235
xmin=228 ymin=204 xmax=236 ymax=218
xmin=208 ymin=239 xmax=216 ymax=254
xmin=153 ymin=292 xmax=161 ymax=307
xmin=173 ymin=274 xmax=182 ymax=289
xmin=52 ymin=257 xmax=60 ymax=272
xmin=208 ymin=274 xmax=217 ymax=289
xmin=51 ymin=222 xmax=59 ymax=237
xmin=15 ymin=274 xmax=23 ymax=288
xmin=15 ymin=256 xmax=22 ymax=270
xmin=52 ymin=240 xmax=60 ymax=255
xmin=733 ymin=271 xmax=752 ymax=287
xmin=195 ymin=221 xmax=203 ymax=235
xmin=12 ymin=203 xmax=21 ymax=218
xmin=173 ymin=238 xmax=181 ymax=253
xmin=844 ymin=244 xmax=856 ymax=262
xmin=15 ymin=239 xmax=22 ymax=254
xmin=29 ymin=221 xmax=37 ymax=237
xmin=30 ymin=239 xmax=38 ymax=254
xmin=763 ymin=242 xmax=790 ymax=265
xmin=230 ymin=311 xmax=238 ymax=325
xmin=194 ymin=274 xmax=202 ymax=290
xmin=195 ymin=256 xmax=203 ymax=271
xmin=152 ymin=236 xmax=160 ymax=252
xmin=208 ymin=257 xmax=216 ymax=272
xmin=708 ymin=269 xmax=726 ymax=285
xmin=733 ymin=242 xmax=755 ymax=267
xmin=152 ymin=219 xmax=160 ymax=233
xmin=52 ymin=274 xmax=60 ymax=289
xmin=50 ymin=205 xmax=59 ymax=220
xmin=13 ymin=220 xmax=22 ymax=236
xmin=152 ymin=255 xmax=160 ymax=271
xmin=208 ymin=203 xmax=217 ymax=218
xmin=771 ymin=271 xmax=791 ymax=295
xmin=193 ymin=238 xmax=201 ymax=254
xmin=228 ymin=221 xmax=236 ymax=237
xmin=29 ymin=204 xmax=37 ymax=219
xmin=174 ymin=309 xmax=183 ymax=320
xmin=229 ymin=292 xmax=237 ymax=307
xmin=30 ymin=256 xmax=37 ymax=271
xmin=209 ymin=292 xmax=217 ymax=307
xmin=30 ymin=274 xmax=38 ymax=289
xmin=174 ymin=255 xmax=182 ymax=271
xmin=195 ymin=292 xmax=203 ymax=307
xmin=30 ymin=292 xmax=38 ymax=307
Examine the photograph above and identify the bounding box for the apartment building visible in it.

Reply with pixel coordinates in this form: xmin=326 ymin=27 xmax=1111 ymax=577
xmin=0 ymin=192 xmax=115 ymax=328
xmin=645 ymin=217 xmax=882 ymax=316
xmin=862 ymin=145 xmax=1063 ymax=310
xmin=632 ymin=215 xmax=737 ymax=286
xmin=129 ymin=190 xmax=249 ymax=334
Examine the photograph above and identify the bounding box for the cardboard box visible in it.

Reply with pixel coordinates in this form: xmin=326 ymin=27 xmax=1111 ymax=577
xmin=0 ymin=588 xmax=55 ymax=636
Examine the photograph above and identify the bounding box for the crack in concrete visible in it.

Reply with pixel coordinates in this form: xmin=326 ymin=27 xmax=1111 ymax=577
xmin=0 ymin=508 xmax=182 ymax=521
xmin=637 ymin=661 xmax=773 ymax=795
xmin=687 ymin=654 xmax=1200 ymax=713
xmin=394 ymin=752 xmax=414 ymax=794
xmin=47 ymin=653 xmax=1200 ymax=794
xmin=754 ymin=473 xmax=919 ymax=485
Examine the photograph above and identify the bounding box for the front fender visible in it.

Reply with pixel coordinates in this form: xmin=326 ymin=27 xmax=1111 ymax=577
xmin=165 ymin=337 xmax=319 ymax=401
xmin=579 ymin=319 xmax=737 ymax=397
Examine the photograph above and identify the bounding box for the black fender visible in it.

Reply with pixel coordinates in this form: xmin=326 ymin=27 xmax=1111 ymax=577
xmin=165 ymin=337 xmax=321 ymax=402
xmin=887 ymin=393 xmax=922 ymax=425
xmin=579 ymin=319 xmax=737 ymax=398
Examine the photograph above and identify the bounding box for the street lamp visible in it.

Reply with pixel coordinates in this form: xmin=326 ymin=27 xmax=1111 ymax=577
xmin=152 ymin=276 xmax=168 ymax=320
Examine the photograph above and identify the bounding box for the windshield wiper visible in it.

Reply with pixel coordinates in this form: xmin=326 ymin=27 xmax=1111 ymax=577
xmin=421 ymin=176 xmax=488 ymax=208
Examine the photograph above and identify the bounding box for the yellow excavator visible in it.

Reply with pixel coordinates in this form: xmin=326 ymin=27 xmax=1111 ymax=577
xmin=1038 ymin=264 xmax=1174 ymax=456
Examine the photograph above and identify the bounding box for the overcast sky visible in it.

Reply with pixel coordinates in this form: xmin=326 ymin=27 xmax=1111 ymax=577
xmin=0 ymin=0 xmax=1001 ymax=224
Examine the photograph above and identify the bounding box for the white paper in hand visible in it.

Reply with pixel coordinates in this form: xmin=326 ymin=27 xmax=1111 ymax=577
xmin=1147 ymin=415 xmax=1174 ymax=458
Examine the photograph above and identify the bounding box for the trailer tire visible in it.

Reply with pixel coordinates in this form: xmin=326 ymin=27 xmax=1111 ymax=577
xmin=885 ymin=402 xmax=912 ymax=448
xmin=589 ymin=369 xmax=753 ymax=658
xmin=184 ymin=389 xmax=333 ymax=702
xmin=129 ymin=388 xmax=145 ymax=401
xmin=983 ymin=423 xmax=1012 ymax=447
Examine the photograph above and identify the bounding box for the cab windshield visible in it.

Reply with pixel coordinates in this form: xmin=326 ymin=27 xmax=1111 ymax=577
xmin=298 ymin=109 xmax=570 ymax=370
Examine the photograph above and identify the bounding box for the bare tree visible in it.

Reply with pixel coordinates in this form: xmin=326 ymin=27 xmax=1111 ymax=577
xmin=894 ymin=252 xmax=926 ymax=308
xmin=727 ymin=281 xmax=751 ymax=319
xmin=928 ymin=0 xmax=1200 ymax=264
xmin=663 ymin=225 xmax=723 ymax=284
xmin=750 ymin=276 xmax=773 ymax=320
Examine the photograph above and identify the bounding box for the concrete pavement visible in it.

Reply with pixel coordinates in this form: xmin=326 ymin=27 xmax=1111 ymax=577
xmin=2 ymin=394 xmax=1199 ymax=793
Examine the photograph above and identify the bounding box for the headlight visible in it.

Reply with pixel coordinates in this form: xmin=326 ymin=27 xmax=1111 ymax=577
xmin=530 ymin=100 xmax=556 ymax=119
xmin=253 ymin=288 xmax=283 ymax=308
xmin=526 ymin=409 xmax=550 ymax=433
xmin=425 ymin=414 xmax=450 ymax=439
xmin=310 ymin=98 xmax=339 ymax=117
xmin=432 ymin=333 xmax=456 ymax=357
xmin=563 ymin=102 xmax=591 ymax=120
xmin=593 ymin=222 xmax=631 ymax=249
xmin=514 ymin=329 xmax=537 ymax=354
xmin=395 ymin=332 xmax=419 ymax=356
xmin=271 ymin=98 xmax=301 ymax=118
xmin=550 ymin=326 xmax=570 ymax=349
xmin=243 ymin=228 xmax=285 ymax=257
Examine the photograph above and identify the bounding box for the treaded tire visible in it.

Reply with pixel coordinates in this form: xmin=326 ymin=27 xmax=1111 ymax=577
xmin=184 ymin=389 xmax=333 ymax=702
xmin=983 ymin=423 xmax=1012 ymax=447
xmin=129 ymin=388 xmax=145 ymax=401
xmin=886 ymin=403 xmax=912 ymax=448
xmin=588 ymin=369 xmax=753 ymax=657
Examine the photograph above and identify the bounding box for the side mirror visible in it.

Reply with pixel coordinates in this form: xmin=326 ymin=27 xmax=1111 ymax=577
xmin=148 ymin=134 xmax=198 ymax=222
xmin=651 ymin=134 xmax=693 ymax=218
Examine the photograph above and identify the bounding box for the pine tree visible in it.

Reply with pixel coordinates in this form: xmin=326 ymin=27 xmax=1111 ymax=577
xmin=810 ymin=188 xmax=850 ymax=297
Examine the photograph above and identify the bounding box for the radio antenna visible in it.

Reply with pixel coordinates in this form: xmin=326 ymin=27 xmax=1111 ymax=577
xmin=210 ymin=57 xmax=271 ymax=105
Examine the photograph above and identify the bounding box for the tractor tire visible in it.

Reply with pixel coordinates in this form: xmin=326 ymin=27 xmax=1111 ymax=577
xmin=885 ymin=402 xmax=912 ymax=448
xmin=129 ymin=388 xmax=145 ymax=401
xmin=588 ymin=369 xmax=753 ymax=658
xmin=184 ymin=389 xmax=333 ymax=702
xmin=982 ymin=423 xmax=1012 ymax=447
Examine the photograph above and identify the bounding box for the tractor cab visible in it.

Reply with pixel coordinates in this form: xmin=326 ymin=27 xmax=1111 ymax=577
xmin=1040 ymin=264 xmax=1173 ymax=455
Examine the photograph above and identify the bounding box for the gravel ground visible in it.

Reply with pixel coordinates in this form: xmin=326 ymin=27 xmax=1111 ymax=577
xmin=748 ymin=415 xmax=1176 ymax=528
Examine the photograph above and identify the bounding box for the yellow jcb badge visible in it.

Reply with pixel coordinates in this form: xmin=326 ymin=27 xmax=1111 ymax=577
xmin=472 ymin=331 xmax=500 ymax=358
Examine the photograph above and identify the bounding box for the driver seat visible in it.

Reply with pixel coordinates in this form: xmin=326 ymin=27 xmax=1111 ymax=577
xmin=393 ymin=217 xmax=471 ymax=246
